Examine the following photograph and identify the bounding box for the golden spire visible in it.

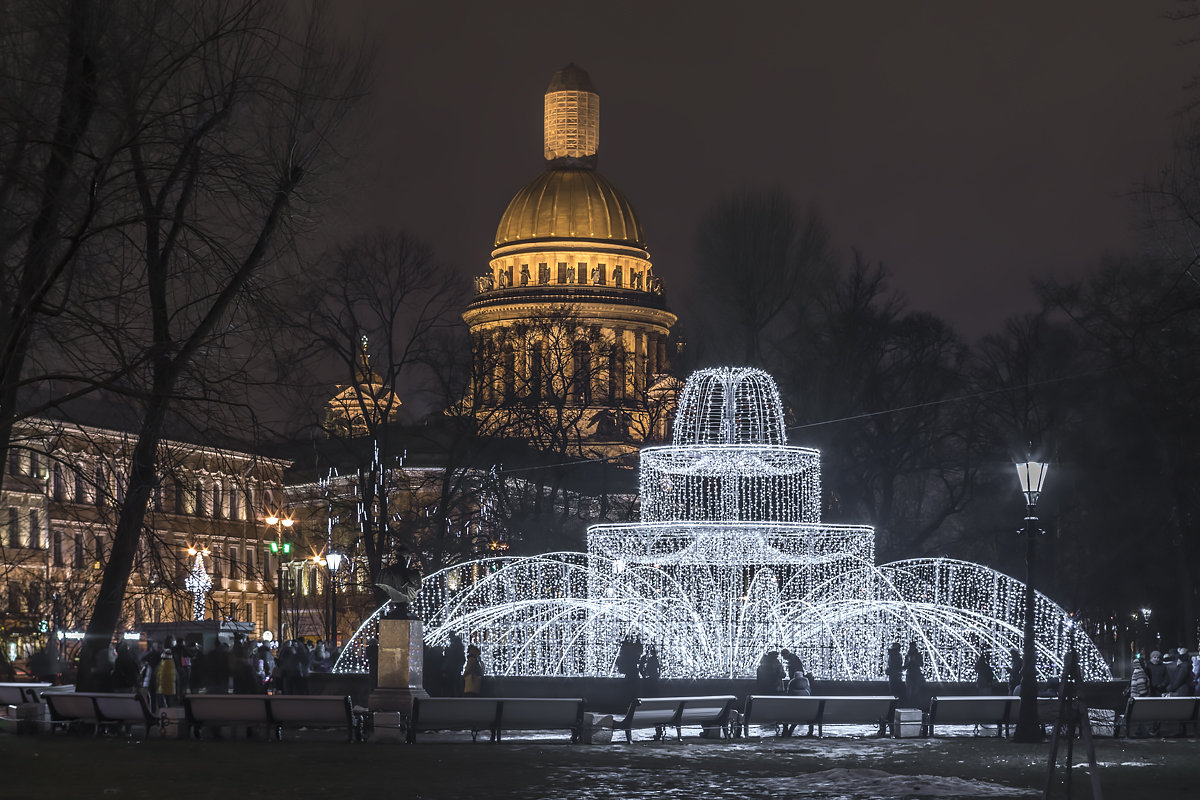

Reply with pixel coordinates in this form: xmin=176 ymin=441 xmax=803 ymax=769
xmin=544 ymin=63 xmax=599 ymax=164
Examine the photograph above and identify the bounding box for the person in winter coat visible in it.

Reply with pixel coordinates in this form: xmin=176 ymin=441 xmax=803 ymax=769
xmin=443 ymin=632 xmax=466 ymax=697
xmin=155 ymin=647 xmax=178 ymax=709
xmin=756 ymin=651 xmax=785 ymax=694
xmin=902 ymin=642 xmax=921 ymax=705
xmin=1146 ymin=650 xmax=1170 ymax=697
xmin=1167 ymin=648 xmax=1195 ymax=696
xmin=463 ymin=644 xmax=485 ymax=696
xmin=885 ymin=642 xmax=905 ymax=702
xmin=974 ymin=652 xmax=997 ymax=694
xmin=1128 ymin=655 xmax=1150 ymax=737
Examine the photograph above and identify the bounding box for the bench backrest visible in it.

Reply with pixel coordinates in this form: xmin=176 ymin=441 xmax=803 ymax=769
xmin=676 ymin=696 xmax=736 ymax=726
xmin=43 ymin=692 xmax=99 ymax=722
xmin=93 ymin=694 xmax=152 ymax=724
xmin=411 ymin=697 xmax=500 ymax=729
xmin=818 ymin=696 xmax=896 ymax=724
xmin=184 ymin=694 xmax=271 ymax=724
xmin=268 ymin=695 xmax=352 ymax=725
xmin=1124 ymin=696 xmax=1199 ymax=723
xmin=0 ymin=682 xmax=51 ymax=704
xmin=929 ymin=696 xmax=1016 ymax=725
xmin=743 ymin=695 xmax=824 ymax=725
xmin=493 ymin=698 xmax=584 ymax=729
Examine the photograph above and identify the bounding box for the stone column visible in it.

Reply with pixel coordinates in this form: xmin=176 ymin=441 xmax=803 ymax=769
xmin=369 ymin=617 xmax=429 ymax=719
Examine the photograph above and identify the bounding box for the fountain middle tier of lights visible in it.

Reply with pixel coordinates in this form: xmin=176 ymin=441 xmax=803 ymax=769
xmin=335 ymin=367 xmax=1112 ymax=684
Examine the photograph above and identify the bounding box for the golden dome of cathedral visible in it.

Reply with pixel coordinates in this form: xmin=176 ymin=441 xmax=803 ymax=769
xmin=493 ymin=167 xmax=646 ymax=248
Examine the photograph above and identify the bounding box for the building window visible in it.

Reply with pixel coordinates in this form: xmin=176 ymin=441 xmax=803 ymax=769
xmin=212 ymin=483 xmax=222 ymax=519
xmin=246 ymin=546 xmax=256 ymax=576
xmin=53 ymin=464 xmax=65 ymax=501
xmin=73 ymin=533 xmax=85 ymax=569
xmin=230 ymin=547 xmax=240 ymax=579
xmin=194 ymin=482 xmax=205 ymax=516
xmin=29 ymin=509 xmax=40 ymax=549
xmin=74 ymin=469 xmax=86 ymax=503
xmin=577 ymin=262 xmax=587 ymax=285
xmin=29 ymin=451 xmax=40 ymax=478
xmin=557 ymin=262 xmax=567 ymax=284
xmin=53 ymin=530 xmax=63 ymax=567
xmin=229 ymin=487 xmax=240 ymax=520
xmin=173 ymin=480 xmax=186 ymax=515
xmin=6 ymin=508 xmax=17 ymax=548
xmin=95 ymin=465 xmax=106 ymax=507
xmin=538 ymin=263 xmax=550 ymax=284
xmin=7 ymin=448 xmax=20 ymax=475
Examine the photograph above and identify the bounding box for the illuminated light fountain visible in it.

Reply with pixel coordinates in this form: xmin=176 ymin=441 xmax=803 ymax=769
xmin=336 ymin=368 xmax=1111 ymax=683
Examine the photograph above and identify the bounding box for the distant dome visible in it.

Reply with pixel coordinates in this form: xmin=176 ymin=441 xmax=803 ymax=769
xmin=493 ymin=167 xmax=646 ymax=248
xmin=672 ymin=368 xmax=787 ymax=446
xmin=547 ymin=63 xmax=597 ymax=94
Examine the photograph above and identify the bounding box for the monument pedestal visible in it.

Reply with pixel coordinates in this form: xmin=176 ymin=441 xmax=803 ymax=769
xmin=369 ymin=617 xmax=429 ymax=718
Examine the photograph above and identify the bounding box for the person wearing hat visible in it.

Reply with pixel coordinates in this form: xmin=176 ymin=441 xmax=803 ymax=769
xmin=1147 ymin=650 xmax=1170 ymax=697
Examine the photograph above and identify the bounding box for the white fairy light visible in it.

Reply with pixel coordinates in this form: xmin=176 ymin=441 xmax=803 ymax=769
xmin=334 ymin=368 xmax=1112 ymax=684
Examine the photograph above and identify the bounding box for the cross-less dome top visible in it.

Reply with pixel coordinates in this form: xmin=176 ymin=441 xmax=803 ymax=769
xmin=672 ymin=367 xmax=787 ymax=446
xmin=493 ymin=167 xmax=646 ymax=248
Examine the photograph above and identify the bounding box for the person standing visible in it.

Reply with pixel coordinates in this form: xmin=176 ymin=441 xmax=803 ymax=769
xmin=1146 ymin=650 xmax=1169 ymax=697
xmin=639 ymin=645 xmax=662 ymax=697
xmin=1008 ymin=648 xmax=1022 ymax=695
xmin=885 ymin=642 xmax=905 ymax=703
xmin=616 ymin=635 xmax=643 ymax=706
xmin=904 ymin=642 xmax=927 ymax=710
xmin=1128 ymin=655 xmax=1150 ymax=737
xmin=463 ymin=644 xmax=485 ymax=697
xmin=974 ymin=651 xmax=997 ymax=694
xmin=443 ymin=632 xmax=466 ymax=697
xmin=756 ymin=651 xmax=785 ymax=694
xmin=155 ymin=643 xmax=178 ymax=709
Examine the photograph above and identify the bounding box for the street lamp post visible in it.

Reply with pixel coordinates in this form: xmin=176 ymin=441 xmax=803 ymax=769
xmin=325 ymin=551 xmax=343 ymax=649
xmin=265 ymin=513 xmax=295 ymax=640
xmin=1013 ymin=459 xmax=1049 ymax=743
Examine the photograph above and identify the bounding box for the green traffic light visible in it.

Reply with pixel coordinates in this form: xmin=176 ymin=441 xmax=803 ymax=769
xmin=269 ymin=542 xmax=279 ymax=553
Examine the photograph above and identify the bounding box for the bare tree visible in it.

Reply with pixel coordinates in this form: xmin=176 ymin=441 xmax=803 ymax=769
xmin=688 ymin=188 xmax=833 ymax=366
xmin=48 ymin=1 xmax=372 ymax=687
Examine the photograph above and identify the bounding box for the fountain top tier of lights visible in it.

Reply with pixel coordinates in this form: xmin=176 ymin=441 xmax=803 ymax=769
xmin=639 ymin=367 xmax=821 ymax=524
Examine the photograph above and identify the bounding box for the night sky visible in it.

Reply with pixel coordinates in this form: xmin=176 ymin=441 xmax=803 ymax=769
xmin=329 ymin=1 xmax=1194 ymax=340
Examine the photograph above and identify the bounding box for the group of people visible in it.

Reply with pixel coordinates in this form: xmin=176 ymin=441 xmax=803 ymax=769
xmin=756 ymin=648 xmax=813 ymax=697
xmin=885 ymin=641 xmax=928 ymax=706
xmin=615 ymin=635 xmax=662 ymax=701
xmin=422 ymin=631 xmax=485 ymax=697
xmin=77 ymin=635 xmax=341 ymax=711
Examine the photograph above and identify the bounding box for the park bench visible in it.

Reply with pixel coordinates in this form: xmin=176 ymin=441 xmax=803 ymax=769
xmin=406 ymin=697 xmax=500 ymax=743
xmin=268 ymin=694 xmax=359 ymax=742
xmin=182 ymin=693 xmax=272 ymax=739
xmin=613 ymin=695 xmax=738 ymax=742
xmin=92 ymin=693 xmax=159 ymax=738
xmin=0 ymin=682 xmax=51 ymax=705
xmin=487 ymin=697 xmax=585 ymax=743
xmin=42 ymin=691 xmax=103 ymax=734
xmin=1116 ymin=696 xmax=1199 ymax=737
xmin=925 ymin=696 xmax=1016 ymax=737
xmin=741 ymin=694 xmax=823 ymax=737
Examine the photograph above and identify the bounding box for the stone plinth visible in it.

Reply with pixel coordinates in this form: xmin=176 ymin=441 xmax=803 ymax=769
xmin=368 ymin=617 xmax=428 ymax=716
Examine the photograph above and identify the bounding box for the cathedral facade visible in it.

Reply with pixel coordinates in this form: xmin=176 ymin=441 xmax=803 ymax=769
xmin=462 ymin=65 xmax=678 ymax=452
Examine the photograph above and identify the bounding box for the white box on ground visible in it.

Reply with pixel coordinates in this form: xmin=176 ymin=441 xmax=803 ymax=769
xmin=372 ymin=711 xmax=407 ymax=743
xmin=159 ymin=707 xmax=187 ymax=739
xmin=892 ymin=708 xmax=923 ymax=738
xmin=581 ymin=712 xmax=613 ymax=744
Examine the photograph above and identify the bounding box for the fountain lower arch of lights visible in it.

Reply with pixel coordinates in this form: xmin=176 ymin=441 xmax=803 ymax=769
xmin=335 ymin=369 xmax=1112 ymax=683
